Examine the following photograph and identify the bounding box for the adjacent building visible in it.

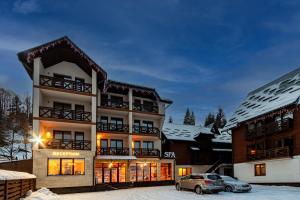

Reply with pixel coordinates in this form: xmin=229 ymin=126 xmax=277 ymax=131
xmin=18 ymin=36 xmax=174 ymax=189
xmin=225 ymin=68 xmax=300 ymax=184
xmin=162 ymin=122 xmax=232 ymax=180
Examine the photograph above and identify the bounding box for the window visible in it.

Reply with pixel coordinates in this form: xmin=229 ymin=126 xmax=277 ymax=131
xmin=133 ymin=120 xmax=141 ymax=133
xmin=111 ymin=118 xmax=123 ymax=131
xmin=48 ymin=159 xmax=60 ymax=175
xmin=143 ymin=141 xmax=154 ymax=149
xmin=95 ymin=162 xmax=126 ymax=183
xmin=178 ymin=167 xmax=192 ymax=177
xmin=48 ymin=158 xmax=85 ymax=176
xmin=110 ymin=139 xmax=123 ymax=149
xmin=129 ymin=163 xmax=158 ymax=182
xmin=143 ymin=121 xmax=153 ymax=129
xmin=255 ymin=164 xmax=266 ymax=176
xmin=161 ymin=163 xmax=172 ymax=180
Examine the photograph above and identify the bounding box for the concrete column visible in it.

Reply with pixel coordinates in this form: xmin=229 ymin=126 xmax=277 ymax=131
xmin=91 ymin=125 xmax=96 ymax=152
xmin=91 ymin=69 xmax=97 ymax=152
xmin=128 ymin=88 xmax=133 ymax=156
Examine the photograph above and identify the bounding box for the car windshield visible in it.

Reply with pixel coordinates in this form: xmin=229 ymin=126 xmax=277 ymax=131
xmin=207 ymin=174 xmax=222 ymax=180
xmin=222 ymin=176 xmax=236 ymax=182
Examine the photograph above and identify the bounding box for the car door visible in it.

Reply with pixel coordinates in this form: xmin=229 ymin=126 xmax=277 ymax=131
xmin=180 ymin=175 xmax=190 ymax=189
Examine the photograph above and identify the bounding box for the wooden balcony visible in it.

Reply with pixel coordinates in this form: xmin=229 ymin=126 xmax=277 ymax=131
xmin=96 ymin=147 xmax=129 ymax=156
xmin=247 ymin=146 xmax=291 ymax=161
xmin=132 ymin=125 xmax=160 ymax=137
xmin=41 ymin=139 xmax=91 ymax=150
xmin=133 ymin=103 xmax=158 ymax=113
xmin=96 ymin=122 xmax=129 ymax=133
xmin=100 ymin=99 xmax=129 ymax=110
xmin=39 ymin=106 xmax=91 ymax=122
xmin=246 ymin=118 xmax=293 ymax=140
xmin=132 ymin=148 xmax=160 ymax=157
xmin=40 ymin=75 xmax=92 ymax=94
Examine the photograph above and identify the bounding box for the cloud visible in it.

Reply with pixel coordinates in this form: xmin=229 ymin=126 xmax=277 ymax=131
xmin=13 ymin=0 xmax=40 ymax=14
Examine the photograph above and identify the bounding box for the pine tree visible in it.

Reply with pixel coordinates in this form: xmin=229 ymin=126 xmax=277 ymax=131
xmin=168 ymin=116 xmax=173 ymax=123
xmin=204 ymin=112 xmax=215 ymax=127
xmin=183 ymin=108 xmax=191 ymax=125
xmin=190 ymin=111 xmax=196 ymax=125
xmin=215 ymin=107 xmax=227 ymax=128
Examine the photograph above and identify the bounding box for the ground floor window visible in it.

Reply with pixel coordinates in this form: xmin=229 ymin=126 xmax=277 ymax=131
xmin=255 ymin=163 xmax=266 ymax=176
xmin=178 ymin=167 xmax=192 ymax=177
xmin=95 ymin=162 xmax=126 ymax=184
xmin=48 ymin=158 xmax=85 ymax=176
xmin=161 ymin=163 xmax=172 ymax=180
xmin=130 ymin=163 xmax=157 ymax=182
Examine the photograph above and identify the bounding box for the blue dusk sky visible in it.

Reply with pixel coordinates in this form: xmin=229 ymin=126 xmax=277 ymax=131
xmin=0 ymin=0 xmax=300 ymax=124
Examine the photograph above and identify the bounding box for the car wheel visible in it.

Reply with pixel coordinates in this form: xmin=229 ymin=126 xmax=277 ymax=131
xmin=176 ymin=184 xmax=181 ymax=191
xmin=225 ymin=186 xmax=233 ymax=192
xmin=195 ymin=186 xmax=203 ymax=195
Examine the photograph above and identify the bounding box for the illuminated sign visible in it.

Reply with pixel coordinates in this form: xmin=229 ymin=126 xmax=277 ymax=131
xmin=52 ymin=152 xmax=80 ymax=156
xmin=164 ymin=152 xmax=176 ymax=158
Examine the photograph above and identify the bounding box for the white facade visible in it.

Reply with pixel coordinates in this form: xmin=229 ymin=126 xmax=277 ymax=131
xmin=234 ymin=156 xmax=300 ymax=183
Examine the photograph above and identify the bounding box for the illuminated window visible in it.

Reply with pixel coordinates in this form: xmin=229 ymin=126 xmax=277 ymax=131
xmin=130 ymin=163 xmax=158 ymax=182
xmin=48 ymin=159 xmax=60 ymax=175
xmin=178 ymin=167 xmax=192 ymax=176
xmin=74 ymin=159 xmax=85 ymax=175
xmin=255 ymin=164 xmax=266 ymax=176
xmin=161 ymin=163 xmax=172 ymax=180
xmin=47 ymin=158 xmax=85 ymax=176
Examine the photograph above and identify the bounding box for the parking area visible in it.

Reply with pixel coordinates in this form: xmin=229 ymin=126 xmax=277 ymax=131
xmin=60 ymin=185 xmax=300 ymax=200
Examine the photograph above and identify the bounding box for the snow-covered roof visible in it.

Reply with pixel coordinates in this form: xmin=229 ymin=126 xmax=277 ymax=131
xmin=162 ymin=122 xmax=212 ymax=141
xmin=212 ymin=130 xmax=232 ymax=143
xmin=225 ymin=68 xmax=300 ymax=129
xmin=0 ymin=169 xmax=36 ymax=180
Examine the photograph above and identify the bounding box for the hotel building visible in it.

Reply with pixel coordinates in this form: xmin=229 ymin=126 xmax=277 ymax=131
xmin=226 ymin=68 xmax=300 ymax=184
xmin=18 ymin=36 xmax=174 ymax=189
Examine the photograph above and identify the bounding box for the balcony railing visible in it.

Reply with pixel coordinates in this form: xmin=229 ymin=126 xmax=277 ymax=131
xmin=40 ymin=75 xmax=92 ymax=93
xmin=96 ymin=147 xmax=129 ymax=156
xmin=246 ymin=118 xmax=293 ymax=140
xmin=133 ymin=103 xmax=159 ymax=113
xmin=247 ymin=146 xmax=291 ymax=161
xmin=132 ymin=148 xmax=160 ymax=157
xmin=39 ymin=106 xmax=92 ymax=122
xmin=96 ymin=122 xmax=129 ymax=133
xmin=42 ymin=139 xmax=91 ymax=150
xmin=101 ymin=99 xmax=129 ymax=109
xmin=132 ymin=126 xmax=160 ymax=136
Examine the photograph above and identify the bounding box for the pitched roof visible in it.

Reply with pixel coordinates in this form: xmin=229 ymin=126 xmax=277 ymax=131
xmin=162 ymin=122 xmax=213 ymax=141
xmin=17 ymin=36 xmax=107 ymax=82
xmin=225 ymin=67 xmax=300 ymax=129
xmin=212 ymin=129 xmax=232 ymax=143
xmin=107 ymin=80 xmax=173 ymax=104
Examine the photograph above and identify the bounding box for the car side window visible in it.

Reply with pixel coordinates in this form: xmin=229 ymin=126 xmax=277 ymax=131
xmin=191 ymin=175 xmax=204 ymax=179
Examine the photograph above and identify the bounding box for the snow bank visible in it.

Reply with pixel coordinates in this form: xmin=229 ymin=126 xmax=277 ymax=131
xmin=0 ymin=169 xmax=36 ymax=180
xmin=24 ymin=188 xmax=60 ymax=200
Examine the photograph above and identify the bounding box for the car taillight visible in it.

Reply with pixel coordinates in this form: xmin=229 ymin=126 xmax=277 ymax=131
xmin=204 ymin=180 xmax=213 ymax=185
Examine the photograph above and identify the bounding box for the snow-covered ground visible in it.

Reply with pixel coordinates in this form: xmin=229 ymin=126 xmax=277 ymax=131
xmin=60 ymin=185 xmax=300 ymax=200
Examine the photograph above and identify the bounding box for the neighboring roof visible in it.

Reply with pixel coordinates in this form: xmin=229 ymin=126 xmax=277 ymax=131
xmin=212 ymin=129 xmax=232 ymax=143
xmin=107 ymin=80 xmax=173 ymax=104
xmin=225 ymin=67 xmax=300 ymax=130
xmin=18 ymin=36 xmax=107 ymax=82
xmin=162 ymin=122 xmax=212 ymax=141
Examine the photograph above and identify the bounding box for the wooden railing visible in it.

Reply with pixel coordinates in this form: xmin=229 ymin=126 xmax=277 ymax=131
xmin=133 ymin=103 xmax=159 ymax=113
xmin=246 ymin=118 xmax=293 ymax=140
xmin=40 ymin=75 xmax=92 ymax=93
xmin=247 ymin=146 xmax=291 ymax=161
xmin=42 ymin=139 xmax=91 ymax=150
xmin=96 ymin=147 xmax=129 ymax=156
xmin=39 ymin=106 xmax=91 ymax=122
xmin=132 ymin=148 xmax=160 ymax=157
xmin=96 ymin=122 xmax=129 ymax=133
xmin=101 ymin=99 xmax=129 ymax=109
xmin=0 ymin=179 xmax=35 ymax=200
xmin=132 ymin=126 xmax=160 ymax=136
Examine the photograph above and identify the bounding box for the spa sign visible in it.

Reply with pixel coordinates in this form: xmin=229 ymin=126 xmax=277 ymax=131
xmin=163 ymin=152 xmax=176 ymax=159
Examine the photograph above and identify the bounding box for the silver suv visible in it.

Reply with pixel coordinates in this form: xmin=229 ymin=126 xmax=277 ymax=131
xmin=175 ymin=173 xmax=224 ymax=194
